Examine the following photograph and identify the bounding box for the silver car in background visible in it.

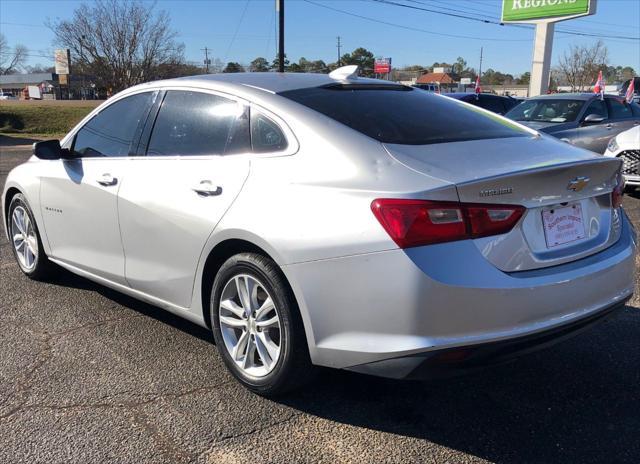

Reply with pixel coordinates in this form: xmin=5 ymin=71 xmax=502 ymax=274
xmin=3 ymin=69 xmax=636 ymax=396
xmin=505 ymin=93 xmax=640 ymax=154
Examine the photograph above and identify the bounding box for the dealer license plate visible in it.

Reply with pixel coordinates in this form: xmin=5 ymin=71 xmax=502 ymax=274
xmin=542 ymin=203 xmax=586 ymax=248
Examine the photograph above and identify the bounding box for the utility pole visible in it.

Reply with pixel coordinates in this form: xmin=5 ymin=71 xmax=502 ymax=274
xmin=478 ymin=46 xmax=483 ymax=79
xmin=201 ymin=47 xmax=211 ymax=73
xmin=277 ymin=0 xmax=285 ymax=72
xmin=337 ymin=36 xmax=342 ymax=66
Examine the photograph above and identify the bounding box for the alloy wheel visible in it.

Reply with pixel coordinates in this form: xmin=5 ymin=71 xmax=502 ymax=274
xmin=11 ymin=206 xmax=38 ymax=271
xmin=218 ymin=274 xmax=282 ymax=377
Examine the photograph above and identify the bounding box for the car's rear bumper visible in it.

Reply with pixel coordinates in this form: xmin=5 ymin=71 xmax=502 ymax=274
xmin=346 ymin=297 xmax=629 ymax=379
xmin=284 ymin=212 xmax=636 ymax=373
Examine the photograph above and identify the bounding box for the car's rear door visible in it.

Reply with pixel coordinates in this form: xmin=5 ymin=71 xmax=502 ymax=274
xmin=39 ymin=91 xmax=157 ymax=284
xmin=117 ymin=89 xmax=251 ymax=308
xmin=606 ymin=97 xmax=639 ymax=137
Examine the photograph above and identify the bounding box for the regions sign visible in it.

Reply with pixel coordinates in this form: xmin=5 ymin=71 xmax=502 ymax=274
xmin=502 ymin=0 xmax=594 ymax=22
xmin=374 ymin=57 xmax=392 ymax=74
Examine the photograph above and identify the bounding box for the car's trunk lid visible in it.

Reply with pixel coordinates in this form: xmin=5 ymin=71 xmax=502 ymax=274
xmin=384 ymin=136 xmax=623 ymax=272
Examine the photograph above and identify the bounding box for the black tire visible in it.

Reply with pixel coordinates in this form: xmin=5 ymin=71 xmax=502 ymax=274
xmin=210 ymin=252 xmax=313 ymax=396
xmin=7 ymin=193 xmax=55 ymax=280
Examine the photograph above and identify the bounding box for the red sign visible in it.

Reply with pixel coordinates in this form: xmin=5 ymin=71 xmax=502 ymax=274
xmin=374 ymin=58 xmax=392 ymax=74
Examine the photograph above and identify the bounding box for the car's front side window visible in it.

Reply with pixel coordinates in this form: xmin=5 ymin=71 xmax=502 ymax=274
xmin=146 ymin=90 xmax=250 ymax=157
xmin=73 ymin=92 xmax=155 ymax=157
xmin=583 ymin=99 xmax=608 ymax=120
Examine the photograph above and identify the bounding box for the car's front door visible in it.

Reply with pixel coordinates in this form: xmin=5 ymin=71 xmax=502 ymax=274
xmin=117 ymin=89 xmax=251 ymax=308
xmin=575 ymin=98 xmax=612 ymax=153
xmin=39 ymin=91 xmax=157 ymax=284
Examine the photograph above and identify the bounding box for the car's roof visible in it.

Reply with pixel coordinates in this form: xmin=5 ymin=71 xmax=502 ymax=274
xmin=160 ymin=72 xmax=384 ymax=94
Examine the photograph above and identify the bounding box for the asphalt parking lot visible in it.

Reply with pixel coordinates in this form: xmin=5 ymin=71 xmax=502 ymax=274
xmin=1 ymin=141 xmax=639 ymax=464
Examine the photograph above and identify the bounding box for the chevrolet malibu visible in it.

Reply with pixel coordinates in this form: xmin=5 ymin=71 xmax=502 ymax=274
xmin=3 ymin=68 xmax=636 ymax=396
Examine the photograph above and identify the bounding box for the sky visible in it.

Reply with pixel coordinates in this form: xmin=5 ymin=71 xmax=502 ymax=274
xmin=1 ymin=0 xmax=639 ymax=77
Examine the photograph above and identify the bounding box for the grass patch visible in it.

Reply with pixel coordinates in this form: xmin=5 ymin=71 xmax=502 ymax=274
xmin=0 ymin=102 xmax=96 ymax=136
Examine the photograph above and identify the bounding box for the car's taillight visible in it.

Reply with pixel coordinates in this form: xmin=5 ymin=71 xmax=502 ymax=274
xmin=612 ymin=177 xmax=625 ymax=209
xmin=371 ymin=199 xmax=525 ymax=248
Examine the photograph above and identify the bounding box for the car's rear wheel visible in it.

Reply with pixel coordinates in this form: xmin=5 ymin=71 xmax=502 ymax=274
xmin=210 ymin=253 xmax=312 ymax=396
xmin=8 ymin=193 xmax=54 ymax=280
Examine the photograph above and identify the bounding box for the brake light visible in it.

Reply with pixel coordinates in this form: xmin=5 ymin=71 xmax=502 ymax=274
xmin=371 ymin=199 xmax=525 ymax=248
xmin=612 ymin=177 xmax=625 ymax=209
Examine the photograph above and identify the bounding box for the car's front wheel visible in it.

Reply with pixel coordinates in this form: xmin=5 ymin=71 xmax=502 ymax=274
xmin=8 ymin=193 xmax=54 ymax=280
xmin=210 ymin=253 xmax=312 ymax=396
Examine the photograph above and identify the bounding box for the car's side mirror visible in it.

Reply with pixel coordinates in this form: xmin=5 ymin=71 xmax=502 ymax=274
xmin=582 ymin=113 xmax=605 ymax=124
xmin=32 ymin=140 xmax=71 ymax=160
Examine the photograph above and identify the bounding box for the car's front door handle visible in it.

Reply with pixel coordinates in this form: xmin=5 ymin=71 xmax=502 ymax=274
xmin=192 ymin=180 xmax=222 ymax=197
xmin=605 ymin=124 xmax=613 ymax=129
xmin=97 ymin=174 xmax=117 ymax=186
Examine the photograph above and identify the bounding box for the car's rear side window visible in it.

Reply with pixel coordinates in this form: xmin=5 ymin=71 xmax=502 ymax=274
xmin=279 ymin=86 xmax=527 ymax=145
xmin=147 ymin=91 xmax=250 ymax=156
xmin=251 ymin=111 xmax=287 ymax=153
xmin=607 ymin=98 xmax=633 ymax=120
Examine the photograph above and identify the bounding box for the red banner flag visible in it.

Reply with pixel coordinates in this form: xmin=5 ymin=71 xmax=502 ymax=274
xmin=625 ymin=78 xmax=635 ymax=104
xmin=475 ymin=75 xmax=482 ymax=94
xmin=593 ymin=70 xmax=605 ymax=95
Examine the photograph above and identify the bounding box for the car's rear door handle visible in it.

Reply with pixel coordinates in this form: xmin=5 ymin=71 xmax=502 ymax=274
xmin=97 ymin=174 xmax=117 ymax=186
xmin=192 ymin=180 xmax=222 ymax=196
xmin=605 ymin=124 xmax=613 ymax=129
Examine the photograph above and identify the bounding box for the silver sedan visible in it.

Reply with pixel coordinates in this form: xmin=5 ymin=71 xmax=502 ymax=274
xmin=3 ymin=68 xmax=636 ymax=395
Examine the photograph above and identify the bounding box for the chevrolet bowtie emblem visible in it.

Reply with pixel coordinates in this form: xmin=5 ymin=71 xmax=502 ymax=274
xmin=567 ymin=176 xmax=590 ymax=192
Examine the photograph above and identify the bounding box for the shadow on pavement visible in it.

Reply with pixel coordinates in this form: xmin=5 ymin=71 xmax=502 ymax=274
xmin=0 ymin=135 xmax=40 ymax=147
xmin=276 ymin=307 xmax=640 ymax=464
xmin=46 ymin=264 xmax=214 ymax=344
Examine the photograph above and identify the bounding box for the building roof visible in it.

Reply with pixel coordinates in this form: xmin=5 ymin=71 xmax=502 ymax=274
xmin=416 ymin=72 xmax=455 ymax=84
xmin=0 ymin=73 xmax=56 ymax=86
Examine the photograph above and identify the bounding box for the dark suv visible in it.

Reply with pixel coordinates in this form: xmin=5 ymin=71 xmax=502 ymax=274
xmin=620 ymin=77 xmax=640 ymax=103
xmin=444 ymin=93 xmax=521 ymax=115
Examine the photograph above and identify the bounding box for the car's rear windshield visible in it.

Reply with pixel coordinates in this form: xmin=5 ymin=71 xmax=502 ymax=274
xmin=505 ymin=99 xmax=584 ymax=123
xmin=278 ymin=85 xmax=528 ymax=145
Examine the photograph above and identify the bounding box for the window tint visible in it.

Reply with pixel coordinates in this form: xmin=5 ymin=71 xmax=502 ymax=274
xmin=477 ymin=96 xmax=506 ymax=114
xmin=279 ymin=86 xmax=527 ymax=145
xmin=506 ymin=99 xmax=583 ymax=123
xmin=147 ymin=91 xmax=250 ymax=156
xmin=73 ymin=92 xmax=154 ymax=157
xmin=251 ymin=111 xmax=287 ymax=153
xmin=607 ymin=98 xmax=633 ymax=119
xmin=583 ymin=99 xmax=608 ymax=119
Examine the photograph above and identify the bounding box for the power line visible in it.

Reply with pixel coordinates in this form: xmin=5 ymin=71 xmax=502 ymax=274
xmin=303 ymin=0 xmax=532 ymax=41
xmin=223 ymin=0 xmax=251 ymax=64
xmin=368 ymin=0 xmax=640 ymax=40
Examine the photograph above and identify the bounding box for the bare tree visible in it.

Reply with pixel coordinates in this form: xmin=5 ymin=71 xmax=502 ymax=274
xmin=555 ymin=41 xmax=609 ymax=92
xmin=49 ymin=0 xmax=185 ymax=91
xmin=0 ymin=33 xmax=28 ymax=75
